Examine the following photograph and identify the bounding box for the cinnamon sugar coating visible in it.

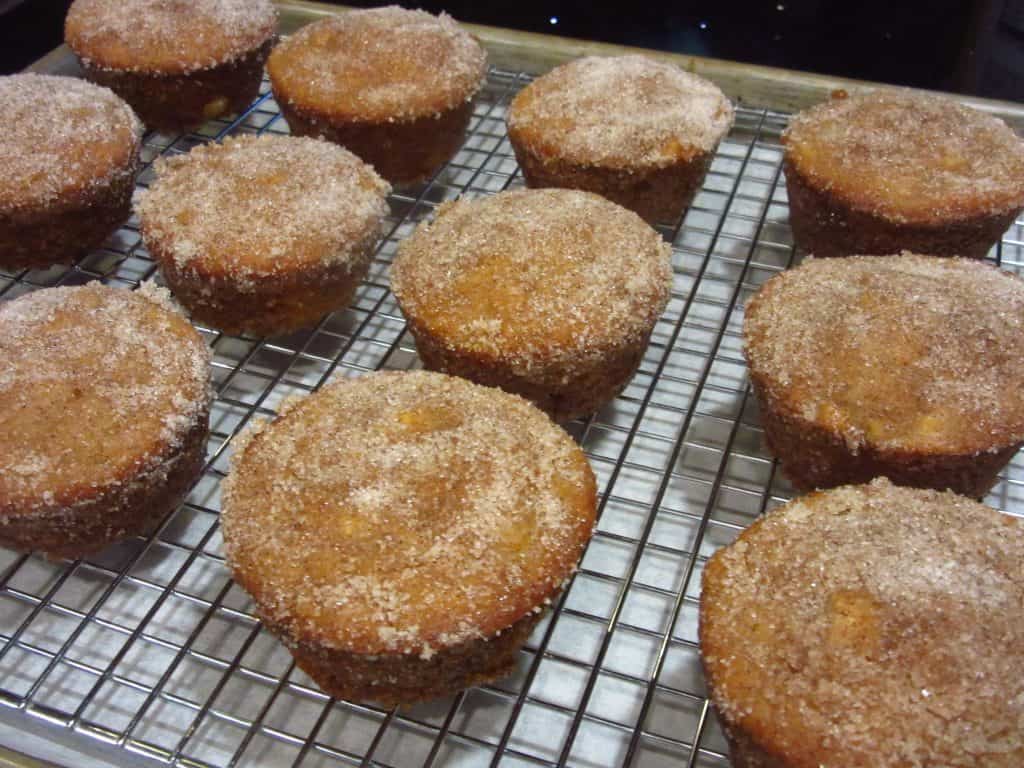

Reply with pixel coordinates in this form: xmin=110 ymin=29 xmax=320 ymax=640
xmin=221 ymin=371 xmax=597 ymax=705
xmin=507 ymin=55 xmax=734 ymax=223
xmin=0 ymin=74 xmax=141 ymax=270
xmin=783 ymin=90 xmax=1024 ymax=258
xmin=65 ymin=0 xmax=277 ymax=130
xmin=391 ymin=188 xmax=673 ymax=421
xmin=65 ymin=0 xmax=277 ymax=75
xmin=701 ymin=478 xmax=1024 ymax=768
xmin=743 ymin=253 xmax=1024 ymax=495
xmin=0 ymin=283 xmax=211 ymax=559
xmin=136 ymin=134 xmax=390 ymax=336
xmin=267 ymin=7 xmax=486 ymax=183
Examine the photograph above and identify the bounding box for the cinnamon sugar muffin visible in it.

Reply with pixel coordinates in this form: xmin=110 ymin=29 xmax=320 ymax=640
xmin=136 ymin=134 xmax=390 ymax=337
xmin=221 ymin=371 xmax=597 ymax=706
xmin=743 ymin=254 xmax=1024 ymax=496
xmin=65 ymin=0 xmax=277 ymax=131
xmin=783 ymin=90 xmax=1024 ymax=259
xmin=267 ymin=7 xmax=487 ymax=184
xmin=0 ymin=74 xmax=141 ymax=271
xmin=507 ymin=55 xmax=734 ymax=224
xmin=700 ymin=478 xmax=1024 ymax=768
xmin=391 ymin=189 xmax=673 ymax=422
xmin=0 ymin=283 xmax=211 ymax=559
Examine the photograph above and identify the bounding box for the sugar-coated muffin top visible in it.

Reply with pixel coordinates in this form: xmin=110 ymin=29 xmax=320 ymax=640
xmin=743 ymin=253 xmax=1024 ymax=455
xmin=702 ymin=477 xmax=1024 ymax=768
xmin=222 ymin=370 xmax=597 ymax=657
xmin=508 ymin=55 xmax=734 ymax=169
xmin=0 ymin=74 xmax=140 ymax=211
xmin=65 ymin=0 xmax=277 ymax=74
xmin=135 ymin=134 xmax=391 ymax=285
xmin=392 ymin=188 xmax=673 ymax=374
xmin=0 ymin=283 xmax=210 ymax=513
xmin=783 ymin=90 xmax=1024 ymax=224
xmin=267 ymin=6 xmax=486 ymax=123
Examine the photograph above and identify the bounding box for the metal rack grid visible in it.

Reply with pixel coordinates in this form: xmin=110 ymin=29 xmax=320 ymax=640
xmin=1 ymin=66 xmax=1023 ymax=768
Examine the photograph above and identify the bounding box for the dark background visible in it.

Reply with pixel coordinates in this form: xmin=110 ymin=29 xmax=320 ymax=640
xmin=3 ymin=0 xmax=1024 ymax=102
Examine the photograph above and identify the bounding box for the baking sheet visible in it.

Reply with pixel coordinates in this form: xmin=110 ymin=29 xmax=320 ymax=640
xmin=1 ymin=66 xmax=1022 ymax=768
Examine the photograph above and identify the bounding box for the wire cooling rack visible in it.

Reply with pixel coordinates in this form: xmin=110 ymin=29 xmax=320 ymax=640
xmin=2 ymin=67 xmax=1023 ymax=768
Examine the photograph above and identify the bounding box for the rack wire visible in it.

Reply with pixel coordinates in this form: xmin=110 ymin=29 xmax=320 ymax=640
xmin=1 ymin=66 xmax=1023 ymax=768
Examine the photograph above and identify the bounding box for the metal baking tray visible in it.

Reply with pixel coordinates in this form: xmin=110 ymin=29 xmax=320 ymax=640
xmin=4 ymin=5 xmax=1024 ymax=768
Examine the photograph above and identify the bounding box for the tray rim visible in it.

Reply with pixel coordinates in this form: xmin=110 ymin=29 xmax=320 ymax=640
xmin=27 ymin=0 xmax=1024 ymax=131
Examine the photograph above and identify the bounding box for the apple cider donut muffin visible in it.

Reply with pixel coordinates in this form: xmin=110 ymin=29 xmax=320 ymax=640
xmin=700 ymin=478 xmax=1024 ymax=768
xmin=783 ymin=90 xmax=1024 ymax=259
xmin=391 ymin=189 xmax=673 ymax=422
xmin=0 ymin=74 xmax=141 ymax=271
xmin=0 ymin=283 xmax=211 ymax=559
xmin=136 ymin=134 xmax=390 ymax=337
xmin=65 ymin=0 xmax=277 ymax=131
xmin=507 ymin=55 xmax=734 ymax=224
xmin=267 ymin=6 xmax=487 ymax=184
xmin=221 ymin=371 xmax=597 ymax=706
xmin=743 ymin=254 xmax=1024 ymax=496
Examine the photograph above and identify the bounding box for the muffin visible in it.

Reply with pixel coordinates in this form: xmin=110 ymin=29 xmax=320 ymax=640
xmin=391 ymin=188 xmax=673 ymax=422
xmin=221 ymin=370 xmax=597 ymax=706
xmin=65 ymin=0 xmax=278 ymax=132
xmin=506 ymin=55 xmax=734 ymax=224
xmin=700 ymin=478 xmax=1024 ymax=768
xmin=136 ymin=134 xmax=390 ymax=337
xmin=267 ymin=7 xmax=487 ymax=184
xmin=0 ymin=283 xmax=211 ymax=559
xmin=782 ymin=90 xmax=1024 ymax=259
xmin=0 ymin=74 xmax=141 ymax=271
xmin=742 ymin=253 xmax=1024 ymax=497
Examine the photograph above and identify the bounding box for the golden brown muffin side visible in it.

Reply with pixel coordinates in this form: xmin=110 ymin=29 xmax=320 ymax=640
xmin=700 ymin=478 xmax=1024 ymax=767
xmin=782 ymin=90 xmax=1024 ymax=227
xmin=65 ymin=0 xmax=278 ymax=75
xmin=221 ymin=371 xmax=597 ymax=702
xmin=0 ymin=283 xmax=211 ymax=557
xmin=743 ymin=253 xmax=1024 ymax=494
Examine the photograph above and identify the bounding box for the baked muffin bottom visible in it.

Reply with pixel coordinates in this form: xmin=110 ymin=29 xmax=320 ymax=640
xmin=0 ymin=167 xmax=135 ymax=271
xmin=785 ymin=158 xmax=1019 ymax=259
xmin=409 ymin=315 xmax=651 ymax=423
xmin=82 ymin=40 xmax=273 ymax=132
xmin=277 ymin=99 xmax=474 ymax=185
xmin=0 ymin=417 xmax=207 ymax=560
xmin=511 ymin=141 xmax=713 ymax=225
xmin=151 ymin=229 xmax=379 ymax=337
xmin=278 ymin=611 xmax=541 ymax=708
xmin=753 ymin=374 xmax=1021 ymax=498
